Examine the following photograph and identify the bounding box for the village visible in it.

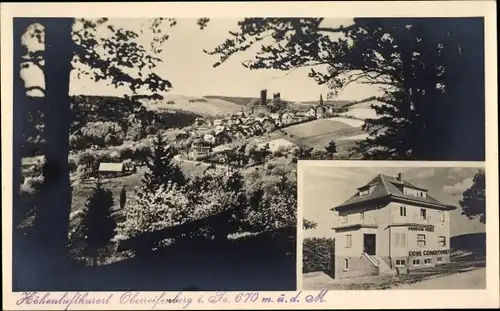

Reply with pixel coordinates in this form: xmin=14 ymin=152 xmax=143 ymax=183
xmin=173 ymin=89 xmax=341 ymax=162
xmin=20 ymin=88 xmax=352 ymax=183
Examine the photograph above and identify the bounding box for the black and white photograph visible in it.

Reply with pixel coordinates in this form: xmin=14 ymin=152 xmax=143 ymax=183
xmin=300 ymin=163 xmax=486 ymax=290
xmin=5 ymin=8 xmax=492 ymax=296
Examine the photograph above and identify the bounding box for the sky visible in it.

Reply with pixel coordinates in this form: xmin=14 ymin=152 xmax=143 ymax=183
xmin=20 ymin=18 xmax=383 ymax=102
xmin=301 ymin=166 xmax=485 ymax=239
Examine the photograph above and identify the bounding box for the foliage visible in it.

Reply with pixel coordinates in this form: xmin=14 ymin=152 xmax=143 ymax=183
xmin=184 ymin=168 xmax=247 ymax=238
xmin=459 ymin=169 xmax=486 ymax=223
xmin=303 ymin=237 xmax=335 ymax=277
xmin=141 ymin=133 xmax=185 ymax=190
xmin=117 ymin=182 xmax=191 ymax=239
xmin=247 ymin=143 xmax=272 ymax=165
xmin=294 ymin=144 xmax=314 ymax=160
xmin=206 ymin=18 xmax=485 ymax=161
xmin=303 ymin=219 xmax=318 ymax=230
xmin=324 ymin=140 xmax=338 ymax=159
xmin=65 ymin=95 xmax=199 ymax=152
xmin=80 ymin=121 xmax=125 ymax=147
xmin=244 ymin=173 xmax=297 ymax=231
xmin=80 ymin=181 xmax=116 ymax=266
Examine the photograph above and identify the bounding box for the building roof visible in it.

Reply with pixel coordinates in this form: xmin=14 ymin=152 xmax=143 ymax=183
xmin=99 ymin=162 xmax=124 ymax=172
xmin=332 ymin=174 xmax=453 ymax=210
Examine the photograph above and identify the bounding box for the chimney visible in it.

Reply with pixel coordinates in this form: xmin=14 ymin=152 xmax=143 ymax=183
xmin=397 ymin=173 xmax=404 ymax=182
xmin=260 ymin=89 xmax=267 ymax=106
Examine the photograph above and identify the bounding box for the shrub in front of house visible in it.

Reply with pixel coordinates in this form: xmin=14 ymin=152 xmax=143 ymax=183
xmin=302 ymin=237 xmax=335 ymax=278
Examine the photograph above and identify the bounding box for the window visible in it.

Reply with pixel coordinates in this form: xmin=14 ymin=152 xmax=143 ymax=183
xmin=395 ymin=259 xmax=406 ymax=266
xmin=359 ymin=189 xmax=369 ymax=196
xmin=420 ymin=208 xmax=427 ymax=220
xmin=424 ymin=258 xmax=432 ymax=265
xmin=437 ymin=257 xmax=443 ymax=262
xmin=412 ymin=259 xmax=421 ymax=265
xmin=438 ymin=236 xmax=446 ymax=247
xmin=344 ymin=258 xmax=349 ymax=270
xmin=440 ymin=212 xmax=445 ymax=223
xmin=417 ymin=234 xmax=426 ymax=247
xmin=394 ymin=233 xmax=406 ymax=247
xmin=400 ymin=206 xmax=407 ymax=217
xmin=345 ymin=234 xmax=352 ymax=248
xmin=340 ymin=211 xmax=348 ymax=223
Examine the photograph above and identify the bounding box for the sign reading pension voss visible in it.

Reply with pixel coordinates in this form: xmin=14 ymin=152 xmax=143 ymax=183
xmin=408 ymin=226 xmax=434 ymax=232
xmin=408 ymin=249 xmax=450 ymax=257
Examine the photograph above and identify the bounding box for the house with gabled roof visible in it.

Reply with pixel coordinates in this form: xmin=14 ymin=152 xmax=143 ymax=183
xmin=331 ymin=172 xmax=455 ymax=279
xmin=305 ymin=106 xmax=317 ymax=118
xmin=189 ymin=139 xmax=212 ymax=160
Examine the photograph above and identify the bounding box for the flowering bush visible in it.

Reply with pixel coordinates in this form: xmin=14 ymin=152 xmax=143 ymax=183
xmin=116 ymin=182 xmax=191 ymax=238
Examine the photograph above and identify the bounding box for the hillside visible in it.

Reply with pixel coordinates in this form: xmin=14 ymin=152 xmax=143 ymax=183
xmin=295 ymin=99 xmax=352 ymax=108
xmin=262 ymin=117 xmax=367 ymax=157
xmin=204 ymin=95 xmax=256 ymax=106
xmin=339 ymin=97 xmax=384 ymax=120
xmin=205 ymin=95 xmax=352 ymax=109
xmin=144 ymin=94 xmax=243 ymax=117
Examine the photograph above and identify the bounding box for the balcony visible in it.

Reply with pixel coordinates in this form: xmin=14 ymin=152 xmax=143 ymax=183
xmin=391 ymin=215 xmax=434 ymax=226
xmin=333 ymin=215 xmax=378 ymax=230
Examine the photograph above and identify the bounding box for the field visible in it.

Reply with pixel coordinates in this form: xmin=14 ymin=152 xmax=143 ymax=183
xmin=146 ymin=94 xmax=243 ymax=117
xmin=259 ymin=117 xmax=367 ymax=157
xmin=204 ymin=95 xmax=257 ymax=106
xmin=339 ymin=99 xmax=382 ymax=120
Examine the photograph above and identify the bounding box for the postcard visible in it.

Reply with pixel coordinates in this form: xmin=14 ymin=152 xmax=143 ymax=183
xmin=1 ymin=1 xmax=498 ymax=310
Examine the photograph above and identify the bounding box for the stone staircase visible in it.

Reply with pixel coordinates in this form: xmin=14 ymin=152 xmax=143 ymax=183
xmin=363 ymin=253 xmax=396 ymax=276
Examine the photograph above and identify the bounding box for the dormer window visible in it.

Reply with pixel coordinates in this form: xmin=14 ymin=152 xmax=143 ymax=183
xmin=359 ymin=189 xmax=370 ymax=196
xmin=359 ymin=184 xmax=376 ymax=197
xmin=403 ymin=187 xmax=427 ymax=198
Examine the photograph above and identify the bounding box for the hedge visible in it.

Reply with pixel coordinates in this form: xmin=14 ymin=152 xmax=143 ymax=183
xmin=302 ymin=237 xmax=335 ymax=278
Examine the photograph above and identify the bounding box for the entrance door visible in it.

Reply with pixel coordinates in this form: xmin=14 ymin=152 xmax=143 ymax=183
xmin=363 ymin=234 xmax=376 ymax=255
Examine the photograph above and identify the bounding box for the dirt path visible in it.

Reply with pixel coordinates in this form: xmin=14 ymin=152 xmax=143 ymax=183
xmin=394 ymin=267 xmax=486 ymax=289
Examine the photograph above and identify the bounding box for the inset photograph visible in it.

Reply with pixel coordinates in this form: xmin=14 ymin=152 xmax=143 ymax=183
xmin=299 ymin=163 xmax=486 ymax=290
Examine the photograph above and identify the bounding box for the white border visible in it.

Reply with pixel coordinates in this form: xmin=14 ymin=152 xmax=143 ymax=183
xmin=1 ymin=1 xmax=498 ymax=310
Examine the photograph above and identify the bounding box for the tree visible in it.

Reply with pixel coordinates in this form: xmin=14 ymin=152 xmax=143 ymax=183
xmin=205 ymin=18 xmax=484 ymax=161
xmin=319 ymin=94 xmax=324 ymax=106
xmin=459 ymin=170 xmax=486 ymax=223
xmin=14 ymin=17 xmax=207 ymax=285
xmin=325 ymin=140 xmax=338 ymax=159
xmin=303 ymin=219 xmax=318 ymax=230
xmin=184 ymin=168 xmax=247 ymax=239
xmin=80 ymin=180 xmax=116 ymax=266
xmin=246 ymin=174 xmax=297 ymax=231
xmin=142 ymin=133 xmax=185 ymax=190
xmin=295 ymin=145 xmax=313 ymax=160
xmin=119 ymin=187 xmax=127 ymax=209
